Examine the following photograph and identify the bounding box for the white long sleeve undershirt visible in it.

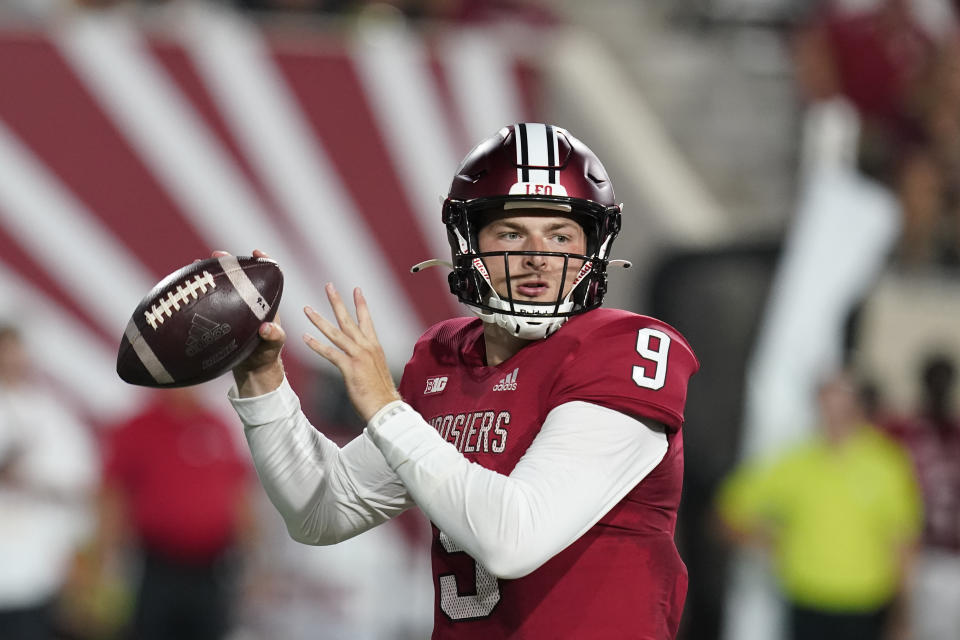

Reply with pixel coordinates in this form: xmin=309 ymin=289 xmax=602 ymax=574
xmin=230 ymin=377 xmax=668 ymax=579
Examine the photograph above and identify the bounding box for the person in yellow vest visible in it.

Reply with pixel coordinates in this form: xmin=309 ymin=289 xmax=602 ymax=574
xmin=716 ymin=370 xmax=922 ymax=640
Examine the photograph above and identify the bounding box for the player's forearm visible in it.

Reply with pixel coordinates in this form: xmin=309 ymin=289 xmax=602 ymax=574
xmin=367 ymin=400 xmax=668 ymax=579
xmin=369 ymin=415 xmax=556 ymax=578
xmin=230 ymin=378 xmax=413 ymax=543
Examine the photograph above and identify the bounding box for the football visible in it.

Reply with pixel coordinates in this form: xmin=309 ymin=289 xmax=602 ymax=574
xmin=116 ymin=255 xmax=283 ymax=388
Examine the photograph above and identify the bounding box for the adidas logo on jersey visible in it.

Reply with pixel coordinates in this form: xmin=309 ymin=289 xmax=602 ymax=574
xmin=185 ymin=313 xmax=231 ymax=357
xmin=492 ymin=368 xmax=519 ymax=391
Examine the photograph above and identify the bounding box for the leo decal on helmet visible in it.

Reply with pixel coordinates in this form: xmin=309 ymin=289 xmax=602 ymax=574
xmin=411 ymin=123 xmax=631 ymax=340
xmin=508 ymin=123 xmax=569 ymax=200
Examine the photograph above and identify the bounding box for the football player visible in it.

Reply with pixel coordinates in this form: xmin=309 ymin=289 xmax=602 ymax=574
xmin=228 ymin=124 xmax=699 ymax=638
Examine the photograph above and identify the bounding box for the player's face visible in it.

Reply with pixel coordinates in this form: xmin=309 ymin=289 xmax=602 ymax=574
xmin=476 ymin=210 xmax=587 ymax=303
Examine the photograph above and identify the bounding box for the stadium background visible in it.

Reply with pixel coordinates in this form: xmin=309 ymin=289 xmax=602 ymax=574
xmin=1 ymin=0 xmax=959 ymax=638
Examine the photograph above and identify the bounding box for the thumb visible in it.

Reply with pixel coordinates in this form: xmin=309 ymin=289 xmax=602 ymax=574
xmin=259 ymin=321 xmax=285 ymax=343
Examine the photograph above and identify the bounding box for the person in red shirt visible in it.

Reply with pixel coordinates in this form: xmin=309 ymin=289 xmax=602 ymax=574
xmin=227 ymin=123 xmax=699 ymax=639
xmin=98 ymin=387 xmax=254 ymax=640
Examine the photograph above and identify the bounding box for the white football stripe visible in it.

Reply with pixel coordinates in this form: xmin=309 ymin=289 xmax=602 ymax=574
xmin=217 ymin=255 xmax=269 ymax=321
xmin=351 ymin=19 xmax=458 ymax=262
xmin=177 ymin=6 xmax=421 ymax=360
xmin=0 ymin=264 xmax=144 ymax=421
xmin=437 ymin=30 xmax=526 ymax=147
xmin=52 ymin=14 xmax=336 ymax=362
xmin=124 ymin=319 xmax=175 ymax=385
xmin=0 ymin=120 xmax=157 ymax=334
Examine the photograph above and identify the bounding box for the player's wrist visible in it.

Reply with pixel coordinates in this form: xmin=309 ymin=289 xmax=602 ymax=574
xmin=366 ymin=398 xmax=410 ymax=431
xmin=233 ymin=358 xmax=285 ymax=398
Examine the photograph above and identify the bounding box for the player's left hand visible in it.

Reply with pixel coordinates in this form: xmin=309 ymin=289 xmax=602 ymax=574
xmin=303 ymin=283 xmax=402 ymax=423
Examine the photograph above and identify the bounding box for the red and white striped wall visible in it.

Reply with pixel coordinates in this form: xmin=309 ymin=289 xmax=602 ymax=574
xmin=0 ymin=5 xmax=540 ymax=424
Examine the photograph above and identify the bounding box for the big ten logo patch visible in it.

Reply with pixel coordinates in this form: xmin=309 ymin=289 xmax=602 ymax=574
xmin=424 ymin=376 xmax=448 ymax=395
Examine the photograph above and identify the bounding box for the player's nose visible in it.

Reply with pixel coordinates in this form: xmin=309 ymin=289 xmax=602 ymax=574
xmin=522 ymin=252 xmax=548 ymax=271
xmin=522 ymin=236 xmax=549 ymax=268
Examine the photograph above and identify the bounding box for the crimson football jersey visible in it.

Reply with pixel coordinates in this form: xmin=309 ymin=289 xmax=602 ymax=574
xmin=397 ymin=308 xmax=699 ymax=639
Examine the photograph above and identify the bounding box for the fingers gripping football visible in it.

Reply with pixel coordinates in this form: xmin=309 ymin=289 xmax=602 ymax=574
xmin=218 ymin=250 xmax=287 ymax=371
xmin=239 ymin=317 xmax=287 ymax=371
xmin=208 ymin=249 xmax=286 ymax=397
xmin=303 ymin=284 xmax=401 ymax=423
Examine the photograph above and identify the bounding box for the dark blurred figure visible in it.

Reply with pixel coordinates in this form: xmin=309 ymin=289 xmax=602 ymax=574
xmin=898 ymin=31 xmax=960 ymax=267
xmin=884 ymin=354 xmax=960 ymax=640
xmin=233 ymin=0 xmax=558 ymax=24
xmin=93 ymin=387 xmax=255 ymax=640
xmin=716 ymin=370 xmax=922 ymax=640
xmin=0 ymin=325 xmax=99 ymax=640
xmin=790 ymin=0 xmax=960 ymax=267
xmin=233 ymin=0 xmax=345 ymax=13
xmin=792 ymin=0 xmax=933 ymax=177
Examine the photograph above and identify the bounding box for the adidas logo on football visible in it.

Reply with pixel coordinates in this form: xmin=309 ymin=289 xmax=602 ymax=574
xmin=185 ymin=314 xmax=231 ymax=357
xmin=492 ymin=368 xmax=519 ymax=391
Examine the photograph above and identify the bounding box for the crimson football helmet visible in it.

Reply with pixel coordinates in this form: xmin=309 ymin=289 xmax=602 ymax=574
xmin=414 ymin=123 xmax=627 ymax=340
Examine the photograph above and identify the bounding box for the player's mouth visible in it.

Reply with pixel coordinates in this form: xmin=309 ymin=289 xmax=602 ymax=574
xmin=513 ymin=280 xmax=551 ymax=298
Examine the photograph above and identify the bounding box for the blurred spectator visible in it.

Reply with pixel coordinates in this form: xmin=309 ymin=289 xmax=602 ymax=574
xmin=792 ymin=0 xmax=934 ymax=180
xmin=716 ymin=370 xmax=922 ymax=640
xmin=884 ymin=354 xmax=960 ymax=640
xmin=233 ymin=0 xmax=340 ymax=13
xmin=0 ymin=325 xmax=99 ymax=640
xmin=790 ymin=0 xmax=960 ymax=266
xmin=900 ymin=31 xmax=960 ymax=266
xmin=232 ymin=0 xmax=558 ymax=24
xmin=790 ymin=0 xmax=953 ymax=266
xmin=93 ymin=387 xmax=255 ymax=640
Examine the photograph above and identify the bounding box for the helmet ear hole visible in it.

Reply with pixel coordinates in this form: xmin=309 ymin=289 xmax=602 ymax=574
xmin=447 ymin=270 xmax=466 ymax=296
xmin=605 ymin=211 xmax=621 ymax=235
xmin=442 ymin=200 xmax=464 ymax=225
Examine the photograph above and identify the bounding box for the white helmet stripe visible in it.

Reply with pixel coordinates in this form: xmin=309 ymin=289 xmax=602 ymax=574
xmin=545 ymin=123 xmax=557 ymax=183
xmin=515 ymin=123 xmax=557 ymax=185
xmin=514 ymin=123 xmax=561 ymax=185
xmin=515 ymin=122 xmax=527 ymax=183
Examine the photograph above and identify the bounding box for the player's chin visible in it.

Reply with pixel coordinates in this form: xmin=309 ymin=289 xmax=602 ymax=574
xmin=496 ymin=285 xmax=559 ymax=303
xmin=512 ymin=292 xmax=558 ymax=303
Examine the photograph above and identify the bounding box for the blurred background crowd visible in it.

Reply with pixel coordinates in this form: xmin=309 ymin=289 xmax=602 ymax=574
xmin=0 ymin=0 xmax=959 ymax=638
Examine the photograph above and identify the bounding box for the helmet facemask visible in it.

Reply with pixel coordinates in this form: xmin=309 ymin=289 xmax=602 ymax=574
xmin=443 ymin=196 xmax=621 ymax=340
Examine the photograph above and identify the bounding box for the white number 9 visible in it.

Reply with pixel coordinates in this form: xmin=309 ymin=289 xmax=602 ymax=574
xmin=632 ymin=328 xmax=670 ymax=390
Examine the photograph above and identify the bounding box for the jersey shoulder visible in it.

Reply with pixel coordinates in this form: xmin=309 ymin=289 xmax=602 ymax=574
xmin=563 ymin=308 xmax=697 ymax=354
xmin=546 ymin=308 xmax=699 ymax=429
xmin=409 ymin=317 xmax=483 ymax=363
